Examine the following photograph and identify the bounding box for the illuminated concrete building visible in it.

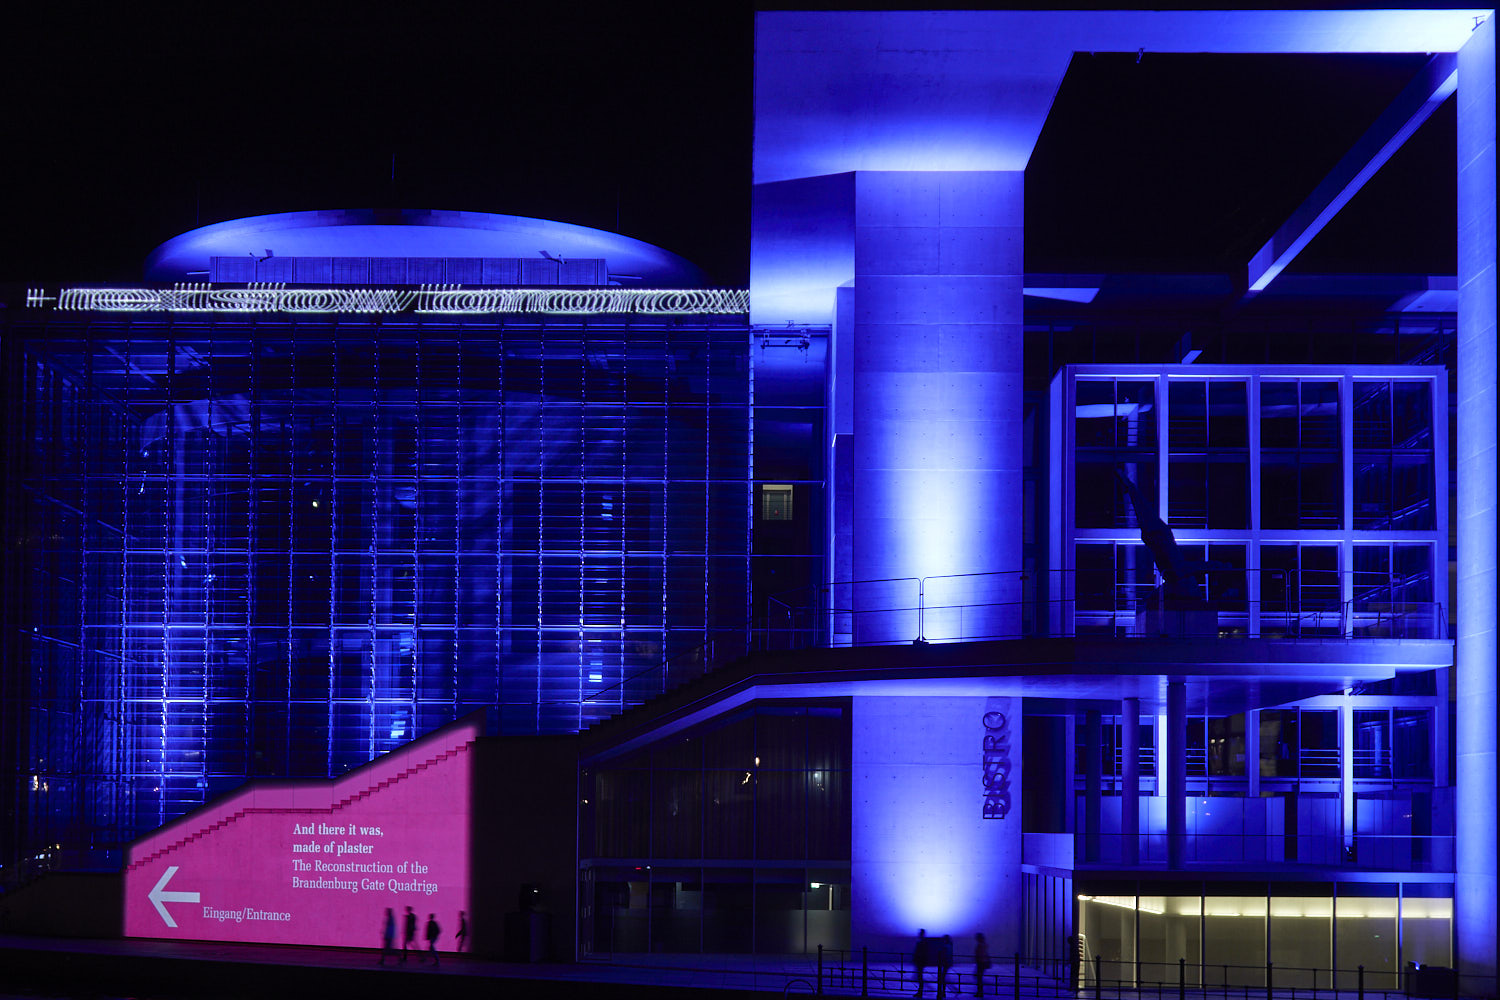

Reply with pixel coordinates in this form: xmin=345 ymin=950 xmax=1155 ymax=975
xmin=1 ymin=7 xmax=1495 ymax=995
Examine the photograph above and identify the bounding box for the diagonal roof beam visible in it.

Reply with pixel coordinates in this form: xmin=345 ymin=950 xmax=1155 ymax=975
xmin=1246 ymin=52 xmax=1458 ymax=293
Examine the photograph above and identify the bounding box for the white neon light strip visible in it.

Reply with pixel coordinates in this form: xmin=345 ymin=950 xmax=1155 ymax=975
xmin=41 ymin=284 xmax=750 ymax=316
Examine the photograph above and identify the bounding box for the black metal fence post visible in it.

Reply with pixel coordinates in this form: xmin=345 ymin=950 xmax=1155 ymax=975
xmin=1358 ymin=963 xmax=1365 ymax=1000
xmin=817 ymin=944 xmax=824 ymax=995
xmin=1093 ymin=954 xmax=1102 ymax=1000
xmin=862 ymin=945 xmax=868 ymax=997
xmin=1179 ymin=957 xmax=1186 ymax=1000
xmin=1013 ymin=952 xmax=1020 ymax=1000
xmin=1265 ymin=961 xmax=1272 ymax=1000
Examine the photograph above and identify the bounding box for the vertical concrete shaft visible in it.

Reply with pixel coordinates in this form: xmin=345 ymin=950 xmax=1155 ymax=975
xmin=1166 ymin=683 xmax=1186 ymax=869
xmin=1084 ymin=709 xmax=1102 ymax=862
xmin=1457 ymin=14 xmax=1498 ymax=987
xmin=851 ymin=171 xmax=1023 ymax=643
xmin=1246 ymin=709 xmax=1260 ymax=800
xmin=1340 ymin=701 xmax=1356 ymax=855
xmin=1121 ymin=697 xmax=1140 ymax=866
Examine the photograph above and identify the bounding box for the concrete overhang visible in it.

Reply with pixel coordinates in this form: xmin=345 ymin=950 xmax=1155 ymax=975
xmin=751 ymin=8 xmax=1489 ymax=326
xmin=580 ymin=636 xmax=1453 ymax=764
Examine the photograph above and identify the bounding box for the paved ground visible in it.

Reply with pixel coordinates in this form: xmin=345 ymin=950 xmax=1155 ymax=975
xmin=0 ymin=935 xmax=1432 ymax=1000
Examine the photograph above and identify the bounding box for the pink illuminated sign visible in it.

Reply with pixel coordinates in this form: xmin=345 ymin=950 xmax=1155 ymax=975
xmin=124 ymin=717 xmax=478 ymax=949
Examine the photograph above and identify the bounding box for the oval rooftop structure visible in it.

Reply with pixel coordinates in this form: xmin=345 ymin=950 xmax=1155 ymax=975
xmin=144 ymin=209 xmax=707 ymax=286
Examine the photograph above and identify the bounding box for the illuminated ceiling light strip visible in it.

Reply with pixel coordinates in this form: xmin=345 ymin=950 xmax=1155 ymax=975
xmin=42 ymin=284 xmax=750 ymax=316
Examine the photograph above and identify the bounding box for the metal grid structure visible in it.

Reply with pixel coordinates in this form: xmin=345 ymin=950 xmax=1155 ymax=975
xmin=1 ymin=311 xmax=752 ymax=875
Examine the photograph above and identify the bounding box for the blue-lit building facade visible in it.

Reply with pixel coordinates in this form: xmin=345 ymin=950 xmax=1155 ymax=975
xmin=1 ymin=209 xmax=769 ymax=866
xmin=3 ymin=8 xmax=1497 ymax=995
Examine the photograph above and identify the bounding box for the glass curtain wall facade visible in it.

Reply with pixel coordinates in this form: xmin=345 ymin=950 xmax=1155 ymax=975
xmin=1 ymin=311 xmax=751 ymax=875
xmin=1056 ymin=365 xmax=1447 ymax=640
xmin=1074 ymin=880 xmax=1452 ymax=991
xmin=581 ymin=701 xmax=852 ymax=955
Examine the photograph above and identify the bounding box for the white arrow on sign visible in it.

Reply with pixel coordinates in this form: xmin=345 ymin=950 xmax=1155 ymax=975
xmin=148 ymin=865 xmax=199 ymax=928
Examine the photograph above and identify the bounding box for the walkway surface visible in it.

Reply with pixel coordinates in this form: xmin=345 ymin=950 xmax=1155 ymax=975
xmin=0 ymin=935 xmax=1432 ymax=1000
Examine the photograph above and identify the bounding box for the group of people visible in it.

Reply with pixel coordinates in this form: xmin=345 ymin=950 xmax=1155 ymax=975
xmin=913 ymin=930 xmax=992 ymax=998
xmin=379 ymin=906 xmax=468 ymax=966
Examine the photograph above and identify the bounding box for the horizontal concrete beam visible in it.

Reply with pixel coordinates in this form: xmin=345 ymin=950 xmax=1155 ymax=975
xmin=1247 ymin=53 xmax=1457 ymax=293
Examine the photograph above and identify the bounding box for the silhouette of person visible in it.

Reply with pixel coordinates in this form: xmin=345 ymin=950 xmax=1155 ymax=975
xmin=378 ymin=907 xmax=396 ymax=965
xmin=973 ymin=932 xmax=991 ymax=997
xmin=425 ymin=912 xmax=441 ymax=966
xmin=937 ymin=934 xmax=953 ymax=998
xmin=401 ymin=905 xmax=417 ymax=962
xmin=455 ymin=909 xmax=468 ymax=952
xmin=914 ymin=929 xmax=930 ymax=997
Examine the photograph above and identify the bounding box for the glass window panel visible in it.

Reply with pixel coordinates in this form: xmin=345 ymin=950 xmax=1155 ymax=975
xmin=1203 ymin=894 xmax=1267 ymax=987
xmin=1392 ymin=382 xmax=1432 ymax=449
xmin=806 ymin=869 xmax=852 ymax=952
xmin=704 ymin=770 xmax=754 ymax=858
xmin=1400 ymin=893 xmax=1452 ymax=970
xmin=1078 ymin=893 xmax=1137 ymax=987
xmin=648 ymin=869 xmax=703 ymax=953
xmin=1208 ymin=381 xmax=1248 ymax=447
xmin=1354 ymin=381 xmax=1392 ymax=449
xmin=755 ymin=869 xmax=807 ymax=954
xmin=755 ymin=769 xmax=806 ymax=860
xmin=1335 ymin=891 xmax=1398 ymax=990
xmin=1169 ymin=380 xmax=1206 ymax=449
xmin=702 ymin=870 xmax=753 ymax=953
xmin=1260 ymin=381 xmax=1299 ymax=448
xmin=651 ymin=769 xmax=703 ymax=859
xmin=1118 ymin=381 xmax=1156 ymax=447
xmin=1268 ymin=895 xmax=1332 ymax=988
xmin=1300 ymin=382 xmax=1340 ymax=449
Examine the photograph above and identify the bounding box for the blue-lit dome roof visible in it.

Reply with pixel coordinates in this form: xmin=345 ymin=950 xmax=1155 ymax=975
xmin=144 ymin=209 xmax=707 ymax=286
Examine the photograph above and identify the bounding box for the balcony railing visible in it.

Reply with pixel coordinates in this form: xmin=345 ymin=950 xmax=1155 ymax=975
xmin=582 ymin=570 xmax=1446 ymax=712
xmin=816 ymin=947 xmax=1486 ymax=999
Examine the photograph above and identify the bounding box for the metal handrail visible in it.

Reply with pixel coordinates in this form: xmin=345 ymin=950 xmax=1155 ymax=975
xmin=582 ymin=569 xmax=1446 ymax=712
xmin=814 ymin=947 xmax=1487 ymax=999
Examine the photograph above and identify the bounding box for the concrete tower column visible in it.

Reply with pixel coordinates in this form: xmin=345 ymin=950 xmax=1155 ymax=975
xmin=850 ymin=171 xmax=1023 ymax=643
xmin=1456 ymin=13 xmax=1497 ymax=988
xmin=1084 ymin=709 xmax=1102 ymax=863
xmin=1121 ymin=697 xmax=1140 ymax=865
xmin=1166 ymin=682 xmax=1187 ymax=869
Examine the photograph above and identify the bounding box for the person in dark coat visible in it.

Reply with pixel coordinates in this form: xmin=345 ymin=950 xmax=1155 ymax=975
xmin=937 ymin=934 xmax=954 ymax=998
xmin=973 ymin=932 xmax=992 ymax=997
xmin=455 ymin=909 xmax=468 ymax=952
xmin=425 ymin=912 xmax=441 ymax=966
xmin=378 ymin=907 xmax=396 ymax=965
xmin=914 ymin=929 xmax=931 ymax=996
xmin=401 ymin=905 xmax=417 ymax=962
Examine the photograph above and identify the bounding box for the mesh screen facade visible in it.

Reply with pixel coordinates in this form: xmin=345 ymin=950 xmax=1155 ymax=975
xmin=1 ymin=312 xmax=751 ymax=873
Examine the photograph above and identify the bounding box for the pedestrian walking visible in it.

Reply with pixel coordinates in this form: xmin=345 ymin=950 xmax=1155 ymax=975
xmin=425 ymin=912 xmax=441 ymax=966
xmin=401 ymin=905 xmax=417 ymax=962
xmin=914 ymin=929 xmax=931 ymax=997
xmin=973 ymin=933 xmax=991 ymax=997
xmin=378 ymin=907 xmax=396 ymax=965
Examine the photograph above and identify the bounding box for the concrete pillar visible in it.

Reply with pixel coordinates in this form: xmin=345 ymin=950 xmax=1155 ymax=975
xmin=1246 ymin=709 xmax=1260 ymax=800
xmin=1341 ymin=700 xmax=1355 ymax=857
xmin=1064 ymin=713 xmax=1077 ymax=836
xmin=851 ymin=171 xmax=1023 ymax=643
xmin=1084 ymin=709 xmax=1102 ymax=863
xmin=1121 ymin=697 xmax=1140 ymax=866
xmin=1456 ymin=13 xmax=1498 ymax=989
xmin=1166 ymin=683 xmax=1186 ymax=869
xmin=852 ymin=696 xmax=1023 ymax=956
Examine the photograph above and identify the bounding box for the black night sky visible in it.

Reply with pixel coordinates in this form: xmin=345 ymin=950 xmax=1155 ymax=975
xmin=3 ymin=4 xmax=1459 ymax=289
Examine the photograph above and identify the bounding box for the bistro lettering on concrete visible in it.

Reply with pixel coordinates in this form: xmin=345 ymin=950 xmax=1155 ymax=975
xmin=982 ymin=709 xmax=1012 ymax=819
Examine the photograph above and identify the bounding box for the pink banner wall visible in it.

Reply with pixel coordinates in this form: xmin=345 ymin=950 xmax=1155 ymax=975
xmin=124 ymin=718 xmax=477 ymax=949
